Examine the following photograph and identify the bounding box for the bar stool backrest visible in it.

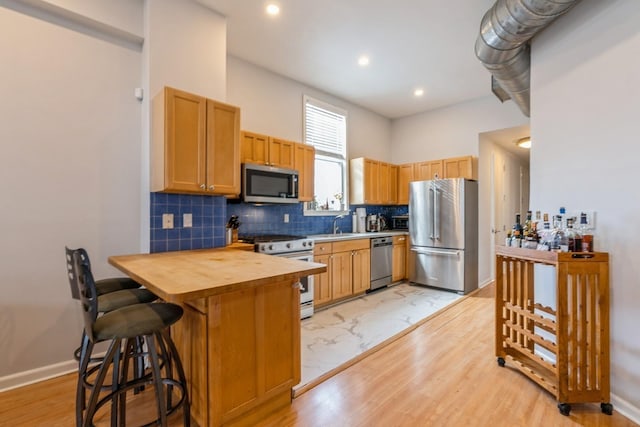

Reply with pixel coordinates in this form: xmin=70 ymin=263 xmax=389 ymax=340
xmin=65 ymin=246 xmax=82 ymax=300
xmin=72 ymin=249 xmax=100 ymax=342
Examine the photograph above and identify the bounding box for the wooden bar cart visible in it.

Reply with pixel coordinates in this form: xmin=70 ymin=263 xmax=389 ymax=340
xmin=495 ymin=246 xmax=612 ymax=416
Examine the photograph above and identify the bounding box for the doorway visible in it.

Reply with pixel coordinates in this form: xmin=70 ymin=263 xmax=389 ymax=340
xmin=479 ymin=125 xmax=530 ymax=283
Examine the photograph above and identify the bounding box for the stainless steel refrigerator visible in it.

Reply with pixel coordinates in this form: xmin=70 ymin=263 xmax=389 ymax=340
xmin=408 ymin=178 xmax=478 ymax=294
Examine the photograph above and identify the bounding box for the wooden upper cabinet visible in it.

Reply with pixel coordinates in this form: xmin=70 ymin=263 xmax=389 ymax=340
xmin=387 ymin=164 xmax=398 ymax=205
xmin=240 ymin=133 xmax=295 ymax=168
xmin=294 ymin=143 xmax=315 ymax=202
xmin=152 ymin=87 xmax=240 ymax=196
xmin=415 ymin=160 xmax=443 ymax=181
xmin=350 ymin=157 xmax=378 ymax=205
xmin=207 ymin=100 xmax=241 ymax=195
xmin=268 ymin=138 xmax=295 ymax=168
xmin=443 ymin=155 xmax=477 ymax=180
xmin=397 ymin=163 xmax=414 ymax=205
xmin=240 ymin=131 xmax=269 ymax=165
xmin=351 ymin=158 xmax=400 ymax=205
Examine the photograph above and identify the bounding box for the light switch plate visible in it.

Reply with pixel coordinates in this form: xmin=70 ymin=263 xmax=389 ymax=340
xmin=162 ymin=213 xmax=174 ymax=229
xmin=183 ymin=213 xmax=193 ymax=228
xmin=284 ymin=214 xmax=289 ymax=223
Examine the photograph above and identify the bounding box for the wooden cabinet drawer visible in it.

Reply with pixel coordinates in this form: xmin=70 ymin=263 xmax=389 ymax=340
xmin=332 ymin=239 xmax=369 ymax=253
xmin=313 ymin=242 xmax=333 ymax=255
xmin=393 ymin=235 xmax=408 ymax=245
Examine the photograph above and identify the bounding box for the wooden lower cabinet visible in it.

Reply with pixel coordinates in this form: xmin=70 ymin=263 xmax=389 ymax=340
xmin=174 ymin=278 xmax=300 ymax=426
xmin=313 ymin=253 xmax=332 ymax=306
xmin=314 ymin=239 xmax=370 ymax=308
xmin=392 ymin=235 xmax=408 ymax=282
xmin=352 ymin=247 xmax=371 ymax=294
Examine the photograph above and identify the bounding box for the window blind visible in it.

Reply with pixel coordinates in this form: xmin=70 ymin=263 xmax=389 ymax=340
xmin=304 ymin=99 xmax=346 ymax=156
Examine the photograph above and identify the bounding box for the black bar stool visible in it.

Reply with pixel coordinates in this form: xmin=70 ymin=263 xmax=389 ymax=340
xmin=66 ymin=246 xmax=160 ymax=425
xmin=73 ymin=250 xmax=190 ymax=427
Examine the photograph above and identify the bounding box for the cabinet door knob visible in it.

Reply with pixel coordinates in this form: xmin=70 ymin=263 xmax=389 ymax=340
xmin=209 ymin=185 xmax=215 ymax=191
xmin=199 ymin=184 xmax=206 ymax=189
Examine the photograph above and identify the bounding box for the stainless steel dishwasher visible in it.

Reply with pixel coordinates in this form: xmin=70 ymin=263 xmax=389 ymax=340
xmin=370 ymin=236 xmax=393 ymax=291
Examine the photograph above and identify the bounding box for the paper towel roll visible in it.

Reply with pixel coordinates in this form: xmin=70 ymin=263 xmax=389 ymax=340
xmin=356 ymin=208 xmax=367 ymax=233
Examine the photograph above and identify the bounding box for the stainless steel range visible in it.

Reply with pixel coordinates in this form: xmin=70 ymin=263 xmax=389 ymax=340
xmin=240 ymin=234 xmax=315 ymax=319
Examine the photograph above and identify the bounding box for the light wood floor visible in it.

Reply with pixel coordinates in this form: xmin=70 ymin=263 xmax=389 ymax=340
xmin=0 ymin=284 xmax=636 ymax=426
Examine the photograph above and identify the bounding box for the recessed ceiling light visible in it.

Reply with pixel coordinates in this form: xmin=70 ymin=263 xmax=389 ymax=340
xmin=358 ymin=55 xmax=370 ymax=67
xmin=265 ymin=4 xmax=280 ymax=16
xmin=413 ymin=88 xmax=424 ymax=97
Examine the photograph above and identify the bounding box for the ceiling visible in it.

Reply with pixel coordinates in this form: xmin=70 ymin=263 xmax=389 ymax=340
xmin=196 ymin=0 xmax=500 ymax=119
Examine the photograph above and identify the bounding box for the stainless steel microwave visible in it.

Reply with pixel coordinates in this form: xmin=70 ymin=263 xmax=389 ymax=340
xmin=242 ymin=163 xmax=299 ymax=204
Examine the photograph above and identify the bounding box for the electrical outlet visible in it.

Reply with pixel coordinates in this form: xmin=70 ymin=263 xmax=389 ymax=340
xmin=284 ymin=214 xmax=289 ymax=223
xmin=162 ymin=213 xmax=174 ymax=229
xmin=183 ymin=213 xmax=193 ymax=228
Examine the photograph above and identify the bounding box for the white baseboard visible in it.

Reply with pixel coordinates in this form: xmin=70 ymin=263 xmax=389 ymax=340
xmin=0 ymin=359 xmax=76 ymax=393
xmin=479 ymin=278 xmax=494 ymax=288
xmin=612 ymin=393 xmax=640 ymax=424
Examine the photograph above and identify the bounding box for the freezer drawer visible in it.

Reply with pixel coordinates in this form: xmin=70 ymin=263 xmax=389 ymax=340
xmin=409 ymin=247 xmax=468 ymax=294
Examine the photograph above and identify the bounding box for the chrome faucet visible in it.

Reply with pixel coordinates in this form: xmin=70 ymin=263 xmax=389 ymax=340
xmin=332 ymin=214 xmax=347 ymax=234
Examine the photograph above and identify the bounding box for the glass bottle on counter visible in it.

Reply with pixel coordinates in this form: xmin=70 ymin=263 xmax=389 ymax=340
xmin=537 ymin=214 xmax=552 ymax=251
xmin=510 ymin=214 xmax=523 ymax=248
xmin=551 ymin=214 xmax=568 ymax=252
xmin=522 ymin=211 xmax=538 ymax=249
xmin=579 ymin=212 xmax=594 ymax=251
xmin=565 ymin=218 xmax=583 ymax=252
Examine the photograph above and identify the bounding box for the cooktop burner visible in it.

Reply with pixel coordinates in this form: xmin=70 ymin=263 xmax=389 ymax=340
xmin=239 ymin=234 xmax=314 ymax=255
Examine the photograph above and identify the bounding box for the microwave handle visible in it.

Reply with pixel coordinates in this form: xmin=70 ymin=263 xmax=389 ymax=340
xmin=290 ymin=176 xmax=298 ymax=197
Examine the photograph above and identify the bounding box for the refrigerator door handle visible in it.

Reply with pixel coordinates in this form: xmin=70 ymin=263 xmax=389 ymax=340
xmin=428 ymin=187 xmax=435 ymax=240
xmin=434 ymin=186 xmax=440 ymax=241
xmin=411 ymin=248 xmax=460 ymax=257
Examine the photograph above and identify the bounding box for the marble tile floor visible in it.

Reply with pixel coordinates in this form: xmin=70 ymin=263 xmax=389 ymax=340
xmin=297 ymin=282 xmax=462 ymax=390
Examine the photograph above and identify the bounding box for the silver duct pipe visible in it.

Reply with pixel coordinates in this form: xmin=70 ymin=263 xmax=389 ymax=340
xmin=475 ymin=0 xmax=582 ymax=117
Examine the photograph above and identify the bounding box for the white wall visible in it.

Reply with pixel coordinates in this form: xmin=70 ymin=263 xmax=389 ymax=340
xmin=0 ymin=0 xmax=230 ymax=389
xmin=0 ymin=3 xmax=142 ymax=383
xmin=146 ymin=0 xmax=226 ymax=100
xmin=530 ymin=0 xmax=640 ymax=419
xmin=227 ymin=56 xmax=391 ymax=161
xmin=390 ymin=95 xmax=527 ymax=164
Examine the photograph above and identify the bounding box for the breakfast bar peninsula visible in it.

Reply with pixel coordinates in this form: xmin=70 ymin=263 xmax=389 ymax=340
xmin=109 ymin=247 xmax=326 ymax=427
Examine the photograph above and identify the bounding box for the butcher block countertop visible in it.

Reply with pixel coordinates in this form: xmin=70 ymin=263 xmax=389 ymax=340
xmin=109 ymin=247 xmax=326 ymax=303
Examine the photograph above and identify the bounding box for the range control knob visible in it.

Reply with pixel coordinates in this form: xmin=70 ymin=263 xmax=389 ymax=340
xmin=286 ymin=243 xmax=292 ymax=249
xmin=302 ymin=241 xmax=307 ymax=247
xmin=259 ymin=244 xmax=265 ymax=252
xmin=268 ymin=245 xmax=274 ymax=251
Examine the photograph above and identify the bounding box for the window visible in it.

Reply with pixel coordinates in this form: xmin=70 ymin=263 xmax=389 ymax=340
xmin=303 ymin=95 xmax=348 ymax=215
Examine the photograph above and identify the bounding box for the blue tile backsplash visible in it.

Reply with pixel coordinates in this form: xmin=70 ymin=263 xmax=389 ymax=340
xmin=150 ymin=193 xmax=408 ymax=252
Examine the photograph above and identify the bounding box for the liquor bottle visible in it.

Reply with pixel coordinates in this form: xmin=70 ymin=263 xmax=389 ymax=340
xmin=537 ymin=217 xmax=552 ymax=251
xmin=579 ymin=212 xmax=594 ymax=251
xmin=565 ymin=218 xmax=582 ymax=252
xmin=513 ymin=213 xmax=523 ymax=236
xmin=511 ymin=229 xmax=522 ymax=248
xmin=551 ymin=215 xmax=568 ymax=252
xmin=533 ymin=210 xmax=542 ymax=232
xmin=522 ymin=210 xmax=537 ymax=248
xmin=523 ymin=211 xmax=532 ymax=237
